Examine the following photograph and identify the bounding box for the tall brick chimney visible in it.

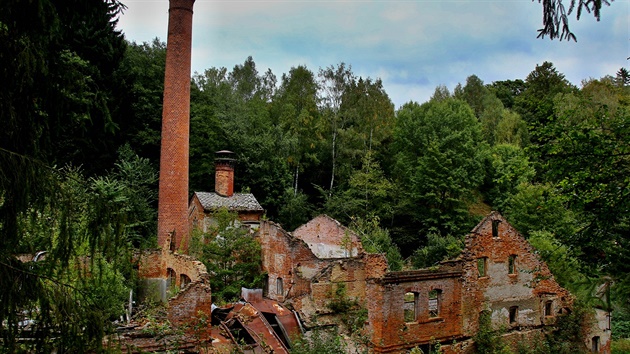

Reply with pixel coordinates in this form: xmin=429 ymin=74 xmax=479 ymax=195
xmin=157 ymin=0 xmax=195 ymax=252
xmin=215 ymin=150 xmax=236 ymax=197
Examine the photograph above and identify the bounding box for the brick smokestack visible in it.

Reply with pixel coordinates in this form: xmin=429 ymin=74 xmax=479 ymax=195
xmin=157 ymin=0 xmax=195 ymax=252
xmin=215 ymin=150 xmax=236 ymax=197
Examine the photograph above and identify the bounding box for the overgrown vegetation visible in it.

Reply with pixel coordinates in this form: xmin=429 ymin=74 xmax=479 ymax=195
xmin=291 ymin=327 xmax=347 ymax=354
xmin=192 ymin=208 xmax=264 ymax=303
xmin=472 ymin=303 xmax=595 ymax=354
xmin=473 ymin=311 xmax=510 ymax=354
xmin=326 ymin=283 xmax=368 ymax=331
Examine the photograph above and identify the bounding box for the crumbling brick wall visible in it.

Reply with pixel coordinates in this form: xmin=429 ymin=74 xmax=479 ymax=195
xmin=167 ymin=281 xmax=212 ymax=327
xmin=136 ymin=244 xmax=211 ymax=316
xmin=137 ymin=248 xmax=208 ymax=287
xmin=256 ymin=219 xmax=386 ymax=325
xmin=366 ymin=262 xmax=464 ymax=353
xmin=293 ymin=215 xmax=364 ymax=258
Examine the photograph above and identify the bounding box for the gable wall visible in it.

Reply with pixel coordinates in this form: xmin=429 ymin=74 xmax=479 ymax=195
xmin=293 ymin=215 xmax=364 ymax=258
xmin=460 ymin=212 xmax=572 ymax=336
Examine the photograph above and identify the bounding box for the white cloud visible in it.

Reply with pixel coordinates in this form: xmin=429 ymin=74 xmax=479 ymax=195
xmin=118 ymin=0 xmax=630 ymax=108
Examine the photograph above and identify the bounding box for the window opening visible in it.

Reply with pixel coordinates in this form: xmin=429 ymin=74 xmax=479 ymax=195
xmin=492 ymin=220 xmax=501 ymax=238
xmin=404 ymin=292 xmax=418 ymax=322
xmin=429 ymin=289 xmax=441 ymax=318
xmin=477 ymin=257 xmax=487 ymax=277
xmin=592 ymin=336 xmax=600 ymax=352
xmin=276 ymin=278 xmax=283 ymax=296
xmin=508 ymin=255 xmax=516 ymax=274
xmin=169 ymin=230 xmax=177 ymax=252
xmin=545 ymin=301 xmax=553 ymax=316
xmin=180 ymin=274 xmax=191 ymax=289
xmin=509 ymin=306 xmax=518 ymax=324
xmin=167 ymin=268 xmax=176 ymax=288
xmin=263 ymin=274 xmax=269 ymax=297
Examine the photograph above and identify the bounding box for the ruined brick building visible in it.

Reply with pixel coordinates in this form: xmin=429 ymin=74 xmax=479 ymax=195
xmin=254 ymin=212 xmax=611 ymax=353
xmin=135 ymin=0 xmax=611 ymax=352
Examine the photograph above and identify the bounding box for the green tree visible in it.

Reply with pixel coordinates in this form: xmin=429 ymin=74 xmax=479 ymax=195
xmin=495 ymin=110 xmax=529 ymax=147
xmin=479 ymin=94 xmax=505 ymax=145
xmin=116 ymin=38 xmax=167 ymax=165
xmin=411 ymin=233 xmax=464 ymax=269
xmin=454 ymin=74 xmax=489 ymax=118
xmin=189 ymin=66 xmax=231 ymax=191
xmin=528 ymin=230 xmax=587 ymax=295
xmin=200 ymin=208 xmax=264 ymax=302
xmin=430 ymin=85 xmax=452 ymax=102
xmin=323 ymin=151 xmax=393 ymax=223
xmin=515 ymin=62 xmax=574 ymax=144
xmin=392 ymin=99 xmax=486 ymax=248
xmin=272 ymin=65 xmax=322 ymax=196
xmin=615 ymin=67 xmax=630 ymax=88
xmin=487 ymin=79 xmax=526 ymax=110
xmin=278 ymin=188 xmax=314 ymax=231
xmin=349 ymin=216 xmax=403 ymax=271
xmin=533 ymin=78 xmax=630 ymax=307
xmin=485 ymin=144 xmax=535 ymax=211
xmin=0 ymin=0 xmax=134 ymax=350
xmin=503 ymin=182 xmax=577 ymax=240
xmin=318 ymin=62 xmax=356 ymax=194
xmin=189 ymin=58 xmax=293 ymax=219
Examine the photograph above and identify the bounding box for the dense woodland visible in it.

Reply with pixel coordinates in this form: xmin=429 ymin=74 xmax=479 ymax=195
xmin=1 ymin=0 xmax=627 ymax=352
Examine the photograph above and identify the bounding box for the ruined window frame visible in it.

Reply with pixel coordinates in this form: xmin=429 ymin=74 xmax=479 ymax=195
xmin=492 ymin=219 xmax=501 ymax=238
xmin=180 ymin=273 xmax=191 ymax=289
xmin=508 ymin=255 xmax=517 ymax=275
xmin=276 ymin=277 xmax=284 ymax=297
xmin=477 ymin=257 xmax=487 ymax=277
xmin=509 ymin=306 xmax=518 ymax=325
xmin=544 ymin=300 xmax=553 ymax=317
xmin=167 ymin=267 xmax=177 ymax=289
xmin=428 ymin=289 xmax=441 ymax=318
xmin=592 ymin=336 xmax=600 ymax=352
xmin=404 ymin=291 xmax=418 ymax=323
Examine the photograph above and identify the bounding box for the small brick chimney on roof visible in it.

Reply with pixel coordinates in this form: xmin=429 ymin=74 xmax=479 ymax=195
xmin=215 ymin=150 xmax=236 ymax=197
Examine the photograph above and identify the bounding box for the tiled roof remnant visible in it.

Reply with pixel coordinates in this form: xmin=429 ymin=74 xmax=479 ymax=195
xmin=194 ymin=191 xmax=263 ymax=212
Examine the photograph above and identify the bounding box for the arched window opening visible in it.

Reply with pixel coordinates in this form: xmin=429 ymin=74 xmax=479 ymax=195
xmin=167 ymin=268 xmax=176 ymax=288
xmin=180 ymin=274 xmax=191 ymax=289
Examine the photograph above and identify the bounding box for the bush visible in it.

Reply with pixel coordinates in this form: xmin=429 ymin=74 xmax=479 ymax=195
xmin=290 ymin=328 xmax=346 ymax=354
xmin=473 ymin=310 xmax=510 ymax=354
xmin=612 ymin=338 xmax=630 ymax=354
xmin=612 ymin=317 xmax=630 ymax=340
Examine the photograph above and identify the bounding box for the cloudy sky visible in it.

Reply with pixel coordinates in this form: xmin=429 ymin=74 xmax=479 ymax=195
xmin=116 ymin=0 xmax=629 ymax=109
